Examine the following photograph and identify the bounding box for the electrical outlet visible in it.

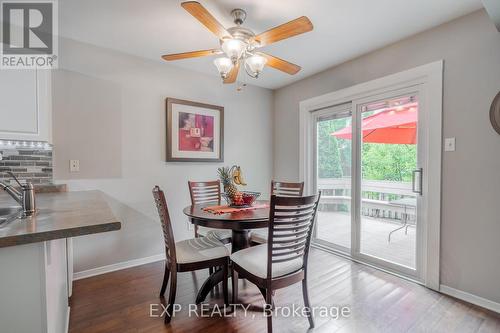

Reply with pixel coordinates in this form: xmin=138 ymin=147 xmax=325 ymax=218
xmin=444 ymin=138 xmax=456 ymax=152
xmin=187 ymin=221 xmax=194 ymax=231
xmin=70 ymin=159 xmax=80 ymax=172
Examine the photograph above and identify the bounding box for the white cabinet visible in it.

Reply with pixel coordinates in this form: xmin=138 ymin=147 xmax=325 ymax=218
xmin=0 ymin=69 xmax=52 ymax=142
xmin=0 ymin=239 xmax=69 ymax=333
xmin=45 ymin=239 xmax=71 ymax=333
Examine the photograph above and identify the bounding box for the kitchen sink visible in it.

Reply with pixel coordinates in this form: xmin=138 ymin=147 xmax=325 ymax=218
xmin=0 ymin=206 xmax=22 ymax=226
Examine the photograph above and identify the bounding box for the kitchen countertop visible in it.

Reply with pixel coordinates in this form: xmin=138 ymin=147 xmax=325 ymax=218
xmin=34 ymin=184 xmax=68 ymax=193
xmin=0 ymin=190 xmax=121 ymax=248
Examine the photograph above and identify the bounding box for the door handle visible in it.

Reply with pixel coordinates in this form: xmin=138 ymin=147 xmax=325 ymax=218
xmin=412 ymin=168 xmax=423 ymax=195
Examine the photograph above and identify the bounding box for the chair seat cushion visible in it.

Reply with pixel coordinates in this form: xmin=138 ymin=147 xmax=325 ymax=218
xmin=176 ymin=235 xmax=229 ymax=264
xmin=250 ymin=228 xmax=268 ymax=244
xmin=198 ymin=226 xmax=232 ymax=241
xmin=230 ymin=244 xmax=303 ymax=279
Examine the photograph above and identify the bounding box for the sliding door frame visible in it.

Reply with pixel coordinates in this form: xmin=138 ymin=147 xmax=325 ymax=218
xmin=351 ymin=87 xmax=424 ymax=280
xmin=311 ymin=103 xmax=353 ymax=254
xmin=299 ymin=61 xmax=443 ymax=290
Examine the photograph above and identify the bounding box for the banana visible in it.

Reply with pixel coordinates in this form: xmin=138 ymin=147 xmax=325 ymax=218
xmin=230 ymin=165 xmax=239 ymax=185
xmin=236 ymin=166 xmax=247 ymax=186
xmin=232 ymin=166 xmax=239 ymax=185
xmin=231 ymin=165 xmax=247 ymax=186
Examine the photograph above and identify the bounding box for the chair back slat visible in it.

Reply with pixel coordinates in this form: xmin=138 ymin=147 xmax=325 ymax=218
xmin=271 ymin=181 xmax=304 ymax=197
xmin=267 ymin=193 xmax=321 ymax=279
xmin=153 ymin=186 xmax=177 ymax=265
xmin=274 ymin=212 xmax=316 ymax=221
xmin=272 ymin=234 xmax=309 ymax=244
xmin=271 ymin=229 xmax=310 ymax=239
xmin=272 ymin=239 xmax=308 ymax=251
xmin=188 ymin=181 xmax=221 ymax=205
xmin=272 ymin=248 xmax=306 ymax=258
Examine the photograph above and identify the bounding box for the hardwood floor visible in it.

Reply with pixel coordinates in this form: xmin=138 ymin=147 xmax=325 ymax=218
xmin=69 ymin=249 xmax=500 ymax=333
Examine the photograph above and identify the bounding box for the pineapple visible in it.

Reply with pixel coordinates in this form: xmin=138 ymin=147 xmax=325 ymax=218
xmin=217 ymin=167 xmax=238 ymax=198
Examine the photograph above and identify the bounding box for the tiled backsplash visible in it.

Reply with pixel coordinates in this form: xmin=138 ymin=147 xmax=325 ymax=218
xmin=0 ymin=148 xmax=53 ymax=184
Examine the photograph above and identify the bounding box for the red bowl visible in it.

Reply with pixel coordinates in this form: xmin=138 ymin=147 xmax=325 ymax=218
xmin=223 ymin=191 xmax=261 ymax=207
xmin=241 ymin=191 xmax=260 ymax=206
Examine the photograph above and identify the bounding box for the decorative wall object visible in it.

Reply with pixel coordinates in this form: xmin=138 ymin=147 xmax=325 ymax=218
xmin=166 ymin=98 xmax=223 ymax=162
xmin=490 ymin=91 xmax=500 ymax=135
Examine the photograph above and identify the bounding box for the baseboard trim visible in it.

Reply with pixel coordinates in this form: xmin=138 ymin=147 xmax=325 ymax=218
xmin=73 ymin=253 xmax=165 ymax=281
xmin=65 ymin=306 xmax=70 ymax=333
xmin=440 ymin=284 xmax=500 ymax=314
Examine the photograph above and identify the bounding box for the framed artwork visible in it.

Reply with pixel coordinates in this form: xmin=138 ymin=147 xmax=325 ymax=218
xmin=166 ymin=98 xmax=224 ymax=162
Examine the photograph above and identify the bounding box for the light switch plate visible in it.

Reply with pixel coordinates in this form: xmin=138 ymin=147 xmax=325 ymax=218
xmin=444 ymin=138 xmax=456 ymax=152
xmin=70 ymin=159 xmax=80 ymax=172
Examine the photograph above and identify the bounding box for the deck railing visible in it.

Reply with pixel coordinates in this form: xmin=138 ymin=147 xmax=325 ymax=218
xmin=318 ymin=178 xmax=416 ymax=221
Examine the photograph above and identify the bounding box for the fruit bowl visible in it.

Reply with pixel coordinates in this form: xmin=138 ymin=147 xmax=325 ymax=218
xmin=223 ymin=191 xmax=261 ymax=208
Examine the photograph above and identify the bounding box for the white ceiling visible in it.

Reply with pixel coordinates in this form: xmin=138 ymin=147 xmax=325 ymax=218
xmin=60 ymin=0 xmax=483 ymax=89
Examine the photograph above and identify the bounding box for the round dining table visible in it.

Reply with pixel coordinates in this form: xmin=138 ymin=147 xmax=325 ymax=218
xmin=183 ymin=200 xmax=269 ymax=303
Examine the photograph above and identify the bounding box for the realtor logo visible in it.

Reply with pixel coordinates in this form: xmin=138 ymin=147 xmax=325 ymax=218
xmin=1 ymin=0 xmax=58 ymax=69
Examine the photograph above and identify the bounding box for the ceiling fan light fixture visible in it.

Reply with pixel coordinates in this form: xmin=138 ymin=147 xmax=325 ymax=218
xmin=213 ymin=57 xmax=233 ymax=79
xmin=163 ymin=2 xmax=313 ymax=85
xmin=221 ymin=39 xmax=247 ymax=64
xmin=245 ymin=54 xmax=267 ymax=77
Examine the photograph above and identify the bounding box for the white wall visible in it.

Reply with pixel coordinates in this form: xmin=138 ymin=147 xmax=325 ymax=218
xmin=53 ymin=38 xmax=274 ymax=273
xmin=274 ymin=10 xmax=500 ymax=304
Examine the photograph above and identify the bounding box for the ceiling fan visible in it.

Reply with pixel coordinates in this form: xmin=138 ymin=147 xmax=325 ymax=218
xmin=161 ymin=1 xmax=314 ymax=84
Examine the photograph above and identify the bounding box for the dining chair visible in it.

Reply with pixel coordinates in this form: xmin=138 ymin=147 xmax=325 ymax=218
xmin=231 ymin=193 xmax=321 ymax=333
xmin=153 ymin=186 xmax=229 ymax=323
xmin=270 ymin=180 xmax=305 ymax=197
xmin=250 ymin=181 xmax=305 ymax=244
xmin=188 ymin=180 xmax=232 ymax=244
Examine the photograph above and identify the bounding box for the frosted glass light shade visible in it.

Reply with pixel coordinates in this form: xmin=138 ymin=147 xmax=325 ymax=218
xmin=245 ymin=54 xmax=267 ymax=75
xmin=213 ymin=57 xmax=233 ymax=78
xmin=221 ymin=39 xmax=247 ymax=62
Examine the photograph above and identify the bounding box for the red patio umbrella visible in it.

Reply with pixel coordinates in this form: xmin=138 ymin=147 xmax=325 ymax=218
xmin=332 ymin=104 xmax=418 ymax=144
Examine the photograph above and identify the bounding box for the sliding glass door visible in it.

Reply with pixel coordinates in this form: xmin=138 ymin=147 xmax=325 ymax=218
xmin=313 ymin=104 xmax=352 ymax=253
xmin=357 ymin=94 xmax=420 ymax=272
xmin=312 ymin=87 xmax=425 ymax=279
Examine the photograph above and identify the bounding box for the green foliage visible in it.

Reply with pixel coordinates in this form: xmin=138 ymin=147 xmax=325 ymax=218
xmin=361 ymin=143 xmax=416 ymax=182
xmin=317 ymin=119 xmax=351 ymax=178
xmin=317 ymin=119 xmax=416 ymax=182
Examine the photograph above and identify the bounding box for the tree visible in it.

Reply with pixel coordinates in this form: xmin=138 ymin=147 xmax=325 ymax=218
xmin=317 ymin=118 xmax=416 ymax=182
xmin=317 ymin=119 xmax=351 ymax=178
xmin=361 ymin=143 xmax=416 ymax=182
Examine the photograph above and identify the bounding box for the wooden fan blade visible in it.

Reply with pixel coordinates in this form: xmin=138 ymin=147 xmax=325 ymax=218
xmin=254 ymin=16 xmax=313 ymax=47
xmin=258 ymin=52 xmax=301 ymax=75
xmin=181 ymin=1 xmax=231 ymax=40
xmin=223 ymin=62 xmax=240 ymax=84
xmin=161 ymin=49 xmax=221 ymax=61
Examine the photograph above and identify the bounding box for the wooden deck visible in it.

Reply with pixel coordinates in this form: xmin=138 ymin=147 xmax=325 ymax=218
xmin=69 ymin=249 xmax=500 ymax=333
xmin=316 ymin=211 xmax=416 ymax=268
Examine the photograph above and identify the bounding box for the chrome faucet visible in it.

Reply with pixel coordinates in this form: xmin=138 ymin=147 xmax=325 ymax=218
xmin=0 ymin=172 xmax=36 ymax=217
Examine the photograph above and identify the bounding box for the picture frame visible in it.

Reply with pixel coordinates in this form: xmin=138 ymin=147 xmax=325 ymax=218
xmin=166 ymin=98 xmax=224 ymax=162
